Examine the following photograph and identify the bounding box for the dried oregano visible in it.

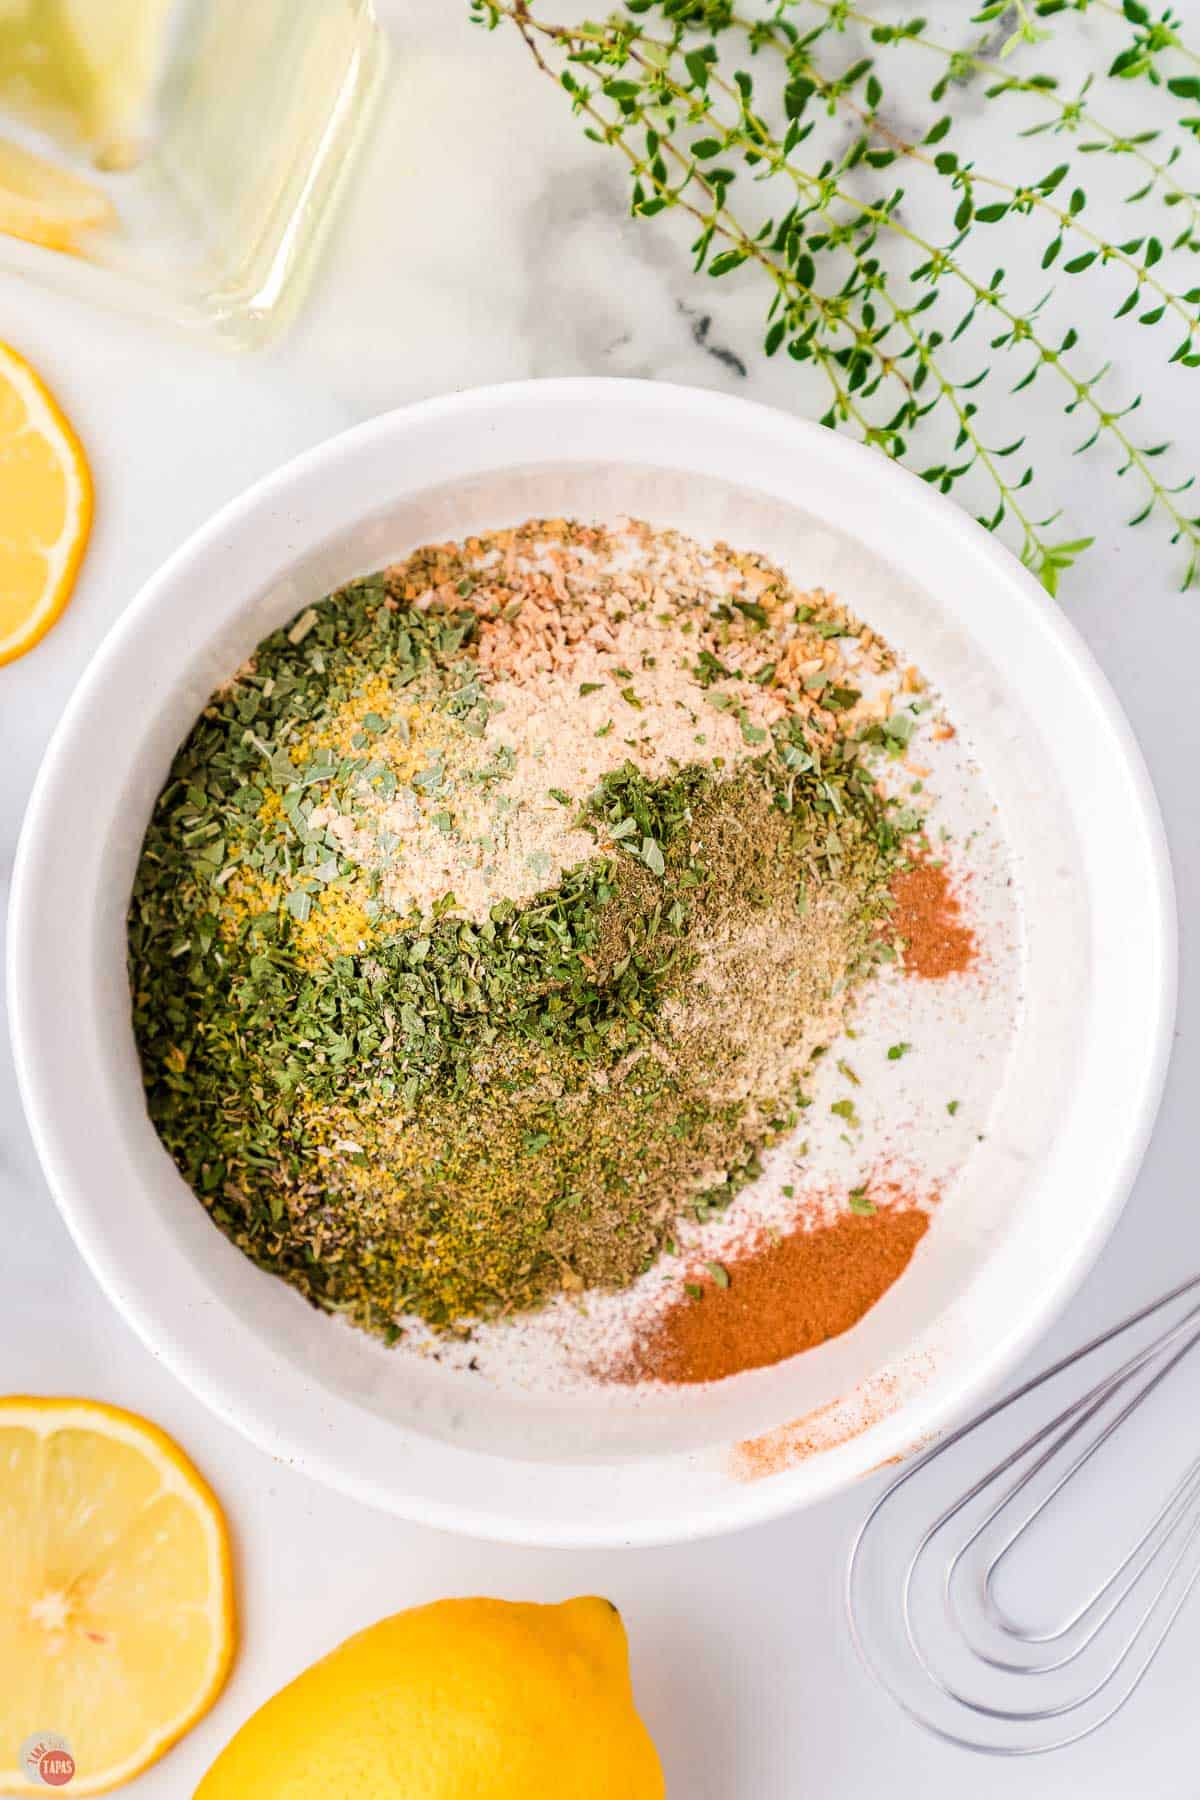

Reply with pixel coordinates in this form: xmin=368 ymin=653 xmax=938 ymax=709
xmin=129 ymin=525 xmax=916 ymax=1338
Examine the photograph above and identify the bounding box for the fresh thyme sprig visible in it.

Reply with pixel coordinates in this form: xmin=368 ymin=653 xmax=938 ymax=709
xmin=471 ymin=0 xmax=1200 ymax=593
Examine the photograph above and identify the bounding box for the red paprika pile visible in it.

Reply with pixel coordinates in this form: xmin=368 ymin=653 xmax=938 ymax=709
xmin=611 ymin=1197 xmax=930 ymax=1386
xmin=891 ymin=859 xmax=976 ymax=979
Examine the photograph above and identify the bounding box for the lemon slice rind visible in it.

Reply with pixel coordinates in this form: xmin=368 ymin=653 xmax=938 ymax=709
xmin=0 ymin=136 xmax=115 ymax=253
xmin=0 ymin=342 xmax=93 ymax=667
xmin=0 ymin=1396 xmax=235 ymax=1796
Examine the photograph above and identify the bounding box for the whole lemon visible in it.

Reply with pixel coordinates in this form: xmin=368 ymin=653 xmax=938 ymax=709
xmin=195 ymin=1595 xmax=664 ymax=1799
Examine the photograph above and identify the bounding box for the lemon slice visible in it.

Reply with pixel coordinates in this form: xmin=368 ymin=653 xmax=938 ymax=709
xmin=0 ymin=2 xmax=171 ymax=164
xmin=0 ymin=342 xmax=93 ymax=667
xmin=0 ymin=136 xmax=114 ymax=252
xmin=0 ymin=1397 xmax=236 ymax=1795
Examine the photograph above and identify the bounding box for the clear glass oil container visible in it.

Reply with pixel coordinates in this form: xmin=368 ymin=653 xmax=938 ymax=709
xmin=0 ymin=0 xmax=387 ymax=345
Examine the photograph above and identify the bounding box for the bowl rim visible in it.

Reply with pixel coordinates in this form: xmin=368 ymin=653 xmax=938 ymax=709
xmin=8 ymin=377 xmax=1178 ymax=1546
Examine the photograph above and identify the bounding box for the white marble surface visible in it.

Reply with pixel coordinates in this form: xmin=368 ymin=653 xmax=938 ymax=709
xmin=2 ymin=2 xmax=1199 ymax=1792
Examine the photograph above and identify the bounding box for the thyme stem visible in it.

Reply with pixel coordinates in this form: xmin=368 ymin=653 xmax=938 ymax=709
xmin=475 ymin=0 xmax=1200 ymax=591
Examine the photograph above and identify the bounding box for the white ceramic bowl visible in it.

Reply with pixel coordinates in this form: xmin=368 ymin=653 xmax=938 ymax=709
xmin=9 ymin=380 xmax=1176 ymax=1546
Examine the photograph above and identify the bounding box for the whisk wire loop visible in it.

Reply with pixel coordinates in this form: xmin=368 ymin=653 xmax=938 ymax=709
xmin=847 ymin=1272 xmax=1200 ymax=1754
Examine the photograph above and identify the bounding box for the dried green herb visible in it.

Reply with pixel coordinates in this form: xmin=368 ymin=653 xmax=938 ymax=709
xmin=129 ymin=558 xmax=911 ymax=1339
xmin=848 ymin=1184 xmax=877 ymax=1216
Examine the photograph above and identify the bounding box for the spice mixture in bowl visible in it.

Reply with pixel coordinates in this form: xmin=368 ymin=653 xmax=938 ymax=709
xmin=11 ymin=383 xmax=1172 ymax=1542
xmin=128 ymin=512 xmax=1015 ymax=1393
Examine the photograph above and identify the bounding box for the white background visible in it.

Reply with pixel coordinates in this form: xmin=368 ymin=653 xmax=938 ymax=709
xmin=2 ymin=2 xmax=1198 ymax=1792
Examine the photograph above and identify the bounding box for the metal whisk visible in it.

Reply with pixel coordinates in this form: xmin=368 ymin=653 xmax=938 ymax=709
xmin=846 ymin=1272 xmax=1200 ymax=1754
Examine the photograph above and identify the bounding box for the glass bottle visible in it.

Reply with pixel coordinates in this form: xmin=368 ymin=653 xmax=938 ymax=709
xmin=0 ymin=0 xmax=387 ymax=345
